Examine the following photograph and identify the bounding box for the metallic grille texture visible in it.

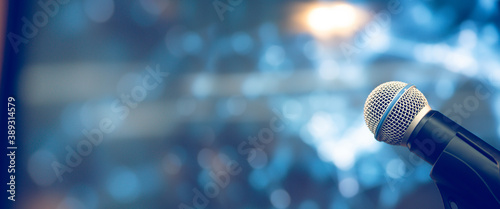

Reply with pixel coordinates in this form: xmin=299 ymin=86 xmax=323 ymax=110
xmin=364 ymin=81 xmax=407 ymax=135
xmin=363 ymin=81 xmax=429 ymax=145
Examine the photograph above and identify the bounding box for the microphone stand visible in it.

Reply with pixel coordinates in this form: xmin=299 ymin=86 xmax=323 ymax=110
xmin=407 ymin=111 xmax=500 ymax=209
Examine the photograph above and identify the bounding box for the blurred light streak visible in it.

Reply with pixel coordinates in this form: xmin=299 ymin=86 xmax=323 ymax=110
xmin=338 ymin=177 xmax=359 ymax=198
xmin=28 ymin=150 xmax=58 ymax=186
xmin=314 ymin=119 xmax=381 ymax=170
xmin=106 ymin=167 xmax=140 ymax=203
xmin=231 ymin=32 xmax=253 ymax=54
xmin=270 ymin=189 xmax=291 ymax=209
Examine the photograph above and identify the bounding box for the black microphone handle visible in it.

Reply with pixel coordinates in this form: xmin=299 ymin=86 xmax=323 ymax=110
xmin=407 ymin=110 xmax=500 ymax=209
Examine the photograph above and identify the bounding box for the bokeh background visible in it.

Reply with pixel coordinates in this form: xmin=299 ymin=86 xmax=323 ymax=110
xmin=3 ymin=0 xmax=500 ymax=208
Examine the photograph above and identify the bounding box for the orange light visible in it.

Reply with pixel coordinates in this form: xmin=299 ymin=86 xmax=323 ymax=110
xmin=289 ymin=2 xmax=367 ymax=39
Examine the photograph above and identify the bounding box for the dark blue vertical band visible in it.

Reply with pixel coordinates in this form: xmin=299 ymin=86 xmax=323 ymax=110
xmin=375 ymin=84 xmax=414 ymax=139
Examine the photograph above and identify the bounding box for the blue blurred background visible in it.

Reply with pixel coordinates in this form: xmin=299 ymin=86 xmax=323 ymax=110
xmin=4 ymin=0 xmax=500 ymax=208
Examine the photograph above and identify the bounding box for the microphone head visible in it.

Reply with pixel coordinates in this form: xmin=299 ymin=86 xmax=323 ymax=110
xmin=363 ymin=81 xmax=430 ymax=146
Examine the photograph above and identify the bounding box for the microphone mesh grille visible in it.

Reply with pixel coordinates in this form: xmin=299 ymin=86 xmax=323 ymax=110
xmin=363 ymin=81 xmax=429 ymax=145
xmin=364 ymin=81 xmax=407 ymax=135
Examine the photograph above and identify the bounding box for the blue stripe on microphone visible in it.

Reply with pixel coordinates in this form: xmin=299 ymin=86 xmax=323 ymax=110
xmin=375 ymin=84 xmax=414 ymax=140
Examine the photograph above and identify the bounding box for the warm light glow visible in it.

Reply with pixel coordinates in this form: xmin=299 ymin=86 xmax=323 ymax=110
xmin=289 ymin=2 xmax=367 ymax=39
xmin=307 ymin=4 xmax=357 ymax=33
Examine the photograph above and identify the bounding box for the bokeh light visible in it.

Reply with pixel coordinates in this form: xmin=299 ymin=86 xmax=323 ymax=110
xmin=6 ymin=0 xmax=500 ymax=208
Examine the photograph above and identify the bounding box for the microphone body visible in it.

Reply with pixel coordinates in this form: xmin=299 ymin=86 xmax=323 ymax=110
xmin=408 ymin=110 xmax=500 ymax=209
xmin=363 ymin=81 xmax=500 ymax=209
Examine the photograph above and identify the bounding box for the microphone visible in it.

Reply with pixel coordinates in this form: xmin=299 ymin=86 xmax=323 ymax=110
xmin=363 ymin=81 xmax=500 ymax=209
